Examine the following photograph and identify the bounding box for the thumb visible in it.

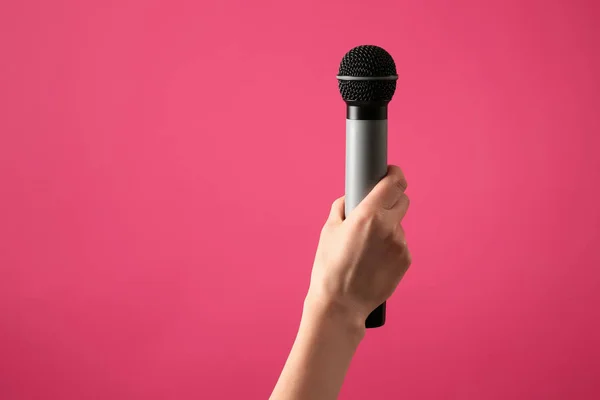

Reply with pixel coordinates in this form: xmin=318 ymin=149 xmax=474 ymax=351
xmin=355 ymin=166 xmax=407 ymax=214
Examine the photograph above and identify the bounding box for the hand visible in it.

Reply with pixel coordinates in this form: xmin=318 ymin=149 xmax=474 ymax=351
xmin=270 ymin=165 xmax=411 ymax=400
xmin=306 ymin=165 xmax=412 ymax=325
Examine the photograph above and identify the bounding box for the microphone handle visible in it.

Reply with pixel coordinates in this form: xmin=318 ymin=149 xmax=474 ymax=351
xmin=344 ymin=118 xmax=388 ymax=328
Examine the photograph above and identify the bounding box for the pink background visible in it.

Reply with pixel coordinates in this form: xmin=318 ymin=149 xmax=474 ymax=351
xmin=1 ymin=0 xmax=599 ymax=399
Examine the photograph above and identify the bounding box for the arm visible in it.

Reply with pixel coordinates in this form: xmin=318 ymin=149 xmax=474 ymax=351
xmin=270 ymin=165 xmax=412 ymax=400
xmin=269 ymin=295 xmax=365 ymax=400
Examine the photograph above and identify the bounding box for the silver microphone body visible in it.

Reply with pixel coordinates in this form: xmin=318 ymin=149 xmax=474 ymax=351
xmin=343 ymin=107 xmax=389 ymax=328
xmin=345 ymin=119 xmax=388 ymax=215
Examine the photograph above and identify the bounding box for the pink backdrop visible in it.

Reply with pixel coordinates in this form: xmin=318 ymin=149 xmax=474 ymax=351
xmin=1 ymin=0 xmax=599 ymax=399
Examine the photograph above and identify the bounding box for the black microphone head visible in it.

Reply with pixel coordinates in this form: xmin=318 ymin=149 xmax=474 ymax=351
xmin=337 ymin=45 xmax=397 ymax=104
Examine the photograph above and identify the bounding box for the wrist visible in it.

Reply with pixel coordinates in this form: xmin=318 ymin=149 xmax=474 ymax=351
xmin=302 ymin=290 xmax=366 ymax=344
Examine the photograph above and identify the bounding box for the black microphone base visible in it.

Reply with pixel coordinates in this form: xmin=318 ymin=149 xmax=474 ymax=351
xmin=365 ymin=302 xmax=386 ymax=328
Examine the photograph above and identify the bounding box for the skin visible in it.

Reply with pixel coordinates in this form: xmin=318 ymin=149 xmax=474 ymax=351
xmin=270 ymin=165 xmax=412 ymax=400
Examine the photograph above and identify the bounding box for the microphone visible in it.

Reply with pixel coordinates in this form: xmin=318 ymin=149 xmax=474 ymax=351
xmin=337 ymin=45 xmax=398 ymax=329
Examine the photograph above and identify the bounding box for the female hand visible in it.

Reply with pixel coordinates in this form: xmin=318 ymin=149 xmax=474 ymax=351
xmin=307 ymin=165 xmax=412 ymax=326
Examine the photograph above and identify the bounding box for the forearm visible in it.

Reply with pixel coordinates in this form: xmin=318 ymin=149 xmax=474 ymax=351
xmin=270 ymin=294 xmax=365 ymax=400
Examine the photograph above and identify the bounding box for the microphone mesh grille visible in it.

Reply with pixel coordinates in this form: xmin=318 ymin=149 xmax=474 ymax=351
xmin=337 ymin=45 xmax=397 ymax=103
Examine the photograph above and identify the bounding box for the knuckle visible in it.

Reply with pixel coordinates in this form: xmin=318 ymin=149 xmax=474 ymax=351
xmin=401 ymin=194 xmax=410 ymax=208
xmin=353 ymin=210 xmax=384 ymax=233
xmin=392 ymin=193 xmax=409 ymax=213
xmin=354 ymin=211 xmax=376 ymax=229
xmin=396 ymin=238 xmax=409 ymax=254
xmin=404 ymin=248 xmax=412 ymax=266
xmin=393 ymin=176 xmax=408 ymax=192
xmin=382 ymin=229 xmax=397 ymax=243
xmin=352 ymin=209 xmax=398 ymax=240
xmin=321 ymin=219 xmax=337 ymax=236
xmin=374 ymin=210 xmax=391 ymax=229
xmin=381 ymin=178 xmax=408 ymax=211
xmin=399 ymin=242 xmax=411 ymax=265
